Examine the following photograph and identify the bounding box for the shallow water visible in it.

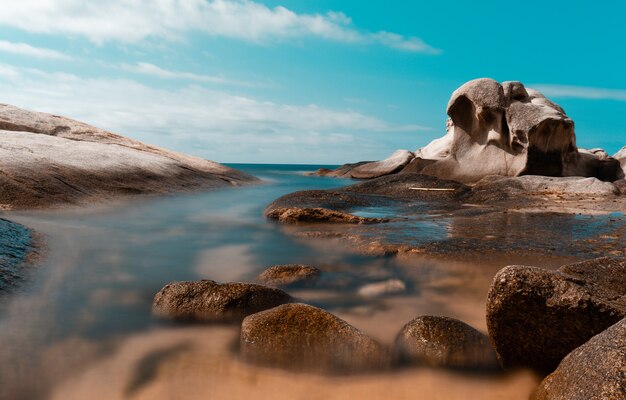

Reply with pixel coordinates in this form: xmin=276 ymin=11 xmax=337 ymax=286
xmin=0 ymin=165 xmax=596 ymax=399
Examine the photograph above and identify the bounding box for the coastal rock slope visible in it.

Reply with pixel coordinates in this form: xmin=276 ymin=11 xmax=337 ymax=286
xmin=316 ymin=79 xmax=624 ymax=183
xmin=0 ymin=104 xmax=257 ymax=209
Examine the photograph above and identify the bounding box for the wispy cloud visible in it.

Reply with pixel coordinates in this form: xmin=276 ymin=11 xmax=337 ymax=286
xmin=0 ymin=63 xmax=428 ymax=163
xmin=0 ymin=40 xmax=70 ymax=60
xmin=121 ymin=62 xmax=254 ymax=86
xmin=0 ymin=0 xmax=439 ymax=54
xmin=532 ymin=84 xmax=626 ymax=102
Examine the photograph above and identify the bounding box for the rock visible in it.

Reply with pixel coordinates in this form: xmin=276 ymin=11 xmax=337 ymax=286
xmin=258 ymin=264 xmax=321 ymax=287
xmin=240 ymin=303 xmax=391 ymax=372
xmin=394 ymin=316 xmax=499 ymax=369
xmin=532 ymin=318 xmax=625 ymax=400
xmin=349 ymin=150 xmax=415 ymax=179
xmin=266 ymin=207 xmax=388 ymax=224
xmin=0 ymin=104 xmax=257 ymax=210
xmin=312 ymin=161 xmax=372 ymax=178
xmin=358 ymin=279 xmax=406 ymax=297
xmin=0 ymin=218 xmax=38 ymax=293
xmin=486 ymin=257 xmax=626 ymax=373
xmin=152 ymin=280 xmax=292 ymax=323
xmin=615 ymin=145 xmax=626 ymax=177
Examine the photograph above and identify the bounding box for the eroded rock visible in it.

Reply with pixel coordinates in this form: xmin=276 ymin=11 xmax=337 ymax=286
xmin=266 ymin=207 xmax=388 ymax=224
xmin=394 ymin=316 xmax=499 ymax=369
xmin=486 ymin=257 xmax=626 ymax=373
xmin=152 ymin=280 xmax=292 ymax=323
xmin=240 ymin=303 xmax=391 ymax=372
xmin=532 ymin=318 xmax=626 ymax=400
xmin=350 ymin=150 xmax=415 ymax=179
xmin=258 ymin=264 xmax=321 ymax=287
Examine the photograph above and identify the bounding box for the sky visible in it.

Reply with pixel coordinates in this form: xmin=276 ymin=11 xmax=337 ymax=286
xmin=0 ymin=0 xmax=625 ymax=164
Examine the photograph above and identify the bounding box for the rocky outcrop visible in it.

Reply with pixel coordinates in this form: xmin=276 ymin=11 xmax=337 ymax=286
xmin=394 ymin=316 xmax=498 ymax=369
xmin=315 ymin=79 xmax=624 ymax=183
xmin=0 ymin=104 xmax=257 ymax=210
xmin=615 ymin=146 xmax=626 ymax=176
xmin=486 ymin=257 xmax=626 ymax=373
xmin=152 ymin=280 xmax=291 ymax=323
xmin=257 ymin=264 xmax=321 ymax=287
xmin=532 ymin=318 xmax=626 ymax=400
xmin=240 ymin=303 xmax=391 ymax=373
xmin=266 ymin=207 xmax=388 ymax=224
xmin=350 ymin=150 xmax=415 ymax=179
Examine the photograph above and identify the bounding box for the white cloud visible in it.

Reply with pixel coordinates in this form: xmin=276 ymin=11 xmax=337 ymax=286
xmin=0 ymin=40 xmax=70 ymax=60
xmin=0 ymin=0 xmax=439 ymax=53
xmin=0 ymin=63 xmax=427 ymax=163
xmin=532 ymin=84 xmax=626 ymax=102
xmin=121 ymin=62 xmax=253 ymax=86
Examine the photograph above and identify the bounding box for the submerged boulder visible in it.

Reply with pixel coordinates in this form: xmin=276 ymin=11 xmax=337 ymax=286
xmin=532 ymin=318 xmax=626 ymax=400
xmin=486 ymin=257 xmax=626 ymax=372
xmin=258 ymin=264 xmax=321 ymax=287
xmin=394 ymin=316 xmax=499 ymax=369
xmin=152 ymin=280 xmax=291 ymax=323
xmin=240 ymin=303 xmax=391 ymax=372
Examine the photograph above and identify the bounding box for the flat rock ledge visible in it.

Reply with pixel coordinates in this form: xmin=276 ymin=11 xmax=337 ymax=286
xmin=152 ymin=280 xmax=292 ymax=323
xmin=0 ymin=103 xmax=258 ymax=210
xmin=394 ymin=316 xmax=499 ymax=370
xmin=486 ymin=257 xmax=626 ymax=373
xmin=240 ymin=303 xmax=392 ymax=373
xmin=532 ymin=318 xmax=626 ymax=400
xmin=257 ymin=264 xmax=321 ymax=287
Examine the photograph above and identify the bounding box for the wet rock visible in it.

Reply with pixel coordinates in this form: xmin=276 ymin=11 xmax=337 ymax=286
xmin=350 ymin=150 xmax=415 ymax=179
xmin=152 ymin=280 xmax=292 ymax=323
xmin=0 ymin=104 xmax=257 ymax=210
xmin=394 ymin=316 xmax=499 ymax=369
xmin=266 ymin=207 xmax=387 ymax=224
xmin=258 ymin=264 xmax=321 ymax=287
xmin=358 ymin=279 xmax=406 ymax=297
xmin=486 ymin=257 xmax=626 ymax=373
xmin=240 ymin=303 xmax=392 ymax=372
xmin=532 ymin=318 xmax=626 ymax=400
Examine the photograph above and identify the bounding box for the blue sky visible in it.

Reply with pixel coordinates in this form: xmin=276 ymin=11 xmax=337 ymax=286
xmin=0 ymin=0 xmax=624 ymax=164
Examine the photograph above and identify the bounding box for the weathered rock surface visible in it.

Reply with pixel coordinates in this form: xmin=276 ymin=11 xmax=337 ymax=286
xmin=532 ymin=318 xmax=626 ymax=400
xmin=0 ymin=104 xmax=257 ymax=210
xmin=349 ymin=150 xmax=415 ymax=179
xmin=486 ymin=257 xmax=626 ymax=373
xmin=358 ymin=279 xmax=406 ymax=297
xmin=258 ymin=264 xmax=321 ymax=287
xmin=240 ymin=303 xmax=391 ymax=372
xmin=316 ymin=79 xmax=624 ymax=183
xmin=616 ymin=146 xmax=626 ymax=177
xmin=152 ymin=280 xmax=291 ymax=323
xmin=394 ymin=316 xmax=499 ymax=369
xmin=266 ymin=207 xmax=388 ymax=224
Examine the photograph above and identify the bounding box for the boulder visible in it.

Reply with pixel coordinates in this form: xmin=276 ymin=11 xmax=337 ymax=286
xmin=486 ymin=257 xmax=626 ymax=373
xmin=266 ymin=207 xmax=388 ymax=224
xmin=394 ymin=316 xmax=499 ymax=369
xmin=615 ymin=145 xmax=626 ymax=177
xmin=358 ymin=279 xmax=406 ymax=297
xmin=240 ymin=303 xmax=391 ymax=372
xmin=0 ymin=104 xmax=257 ymax=210
xmin=152 ymin=280 xmax=292 ymax=323
xmin=532 ymin=318 xmax=626 ymax=400
xmin=258 ymin=264 xmax=321 ymax=287
xmin=349 ymin=150 xmax=415 ymax=179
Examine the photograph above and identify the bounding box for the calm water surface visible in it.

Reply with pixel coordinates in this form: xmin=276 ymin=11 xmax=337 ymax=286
xmin=0 ymin=165 xmax=571 ymax=399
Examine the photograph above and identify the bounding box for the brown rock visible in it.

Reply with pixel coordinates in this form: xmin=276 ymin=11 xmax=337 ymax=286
xmin=394 ymin=316 xmax=499 ymax=369
xmin=532 ymin=318 xmax=626 ymax=400
xmin=258 ymin=264 xmax=321 ymax=287
xmin=152 ymin=280 xmax=292 ymax=323
xmin=486 ymin=257 xmax=626 ymax=373
xmin=240 ymin=303 xmax=392 ymax=373
xmin=266 ymin=207 xmax=388 ymax=224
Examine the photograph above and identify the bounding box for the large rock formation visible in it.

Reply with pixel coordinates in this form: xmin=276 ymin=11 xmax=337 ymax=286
xmin=486 ymin=257 xmax=626 ymax=373
xmin=316 ymin=79 xmax=624 ymax=183
xmin=532 ymin=318 xmax=626 ymax=400
xmin=152 ymin=280 xmax=292 ymax=323
xmin=0 ymin=104 xmax=257 ymax=209
xmin=240 ymin=303 xmax=391 ymax=372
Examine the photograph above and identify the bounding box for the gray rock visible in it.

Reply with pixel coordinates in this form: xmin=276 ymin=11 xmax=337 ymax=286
xmin=350 ymin=150 xmax=415 ymax=179
xmin=152 ymin=280 xmax=292 ymax=323
xmin=615 ymin=145 xmax=626 ymax=178
xmin=258 ymin=264 xmax=321 ymax=287
xmin=532 ymin=318 xmax=626 ymax=400
xmin=486 ymin=257 xmax=626 ymax=373
xmin=0 ymin=104 xmax=257 ymax=210
xmin=240 ymin=303 xmax=392 ymax=372
xmin=394 ymin=316 xmax=499 ymax=369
